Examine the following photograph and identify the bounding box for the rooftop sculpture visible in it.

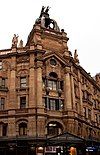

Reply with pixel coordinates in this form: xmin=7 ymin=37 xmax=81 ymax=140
xmin=36 ymin=6 xmax=60 ymax=31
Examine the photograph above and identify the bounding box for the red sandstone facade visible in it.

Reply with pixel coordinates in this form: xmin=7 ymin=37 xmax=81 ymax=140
xmin=0 ymin=7 xmax=100 ymax=155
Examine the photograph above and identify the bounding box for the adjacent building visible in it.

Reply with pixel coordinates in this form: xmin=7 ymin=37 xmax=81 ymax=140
xmin=0 ymin=7 xmax=100 ymax=155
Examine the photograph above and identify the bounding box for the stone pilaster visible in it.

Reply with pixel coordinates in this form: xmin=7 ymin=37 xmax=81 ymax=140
xmin=9 ymin=56 xmax=16 ymax=109
xmin=36 ymin=60 xmax=43 ymax=110
xmin=64 ymin=67 xmax=72 ymax=110
xmin=29 ymin=53 xmax=35 ymax=108
xmin=78 ymin=70 xmax=83 ymax=114
xmin=8 ymin=118 xmax=16 ymax=136
xmin=70 ymin=67 xmax=75 ymax=109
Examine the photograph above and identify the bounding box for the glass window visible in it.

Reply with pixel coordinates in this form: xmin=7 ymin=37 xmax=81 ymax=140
xmin=19 ymin=123 xmax=27 ymax=136
xmin=48 ymin=80 xmax=57 ymax=90
xmin=44 ymin=97 xmax=63 ymax=111
xmin=88 ymin=109 xmax=91 ymax=120
xmin=0 ymin=98 xmax=5 ymax=110
xmin=0 ymin=62 xmax=2 ymax=70
xmin=49 ymin=99 xmax=56 ymax=110
xmin=83 ymin=107 xmax=86 ymax=117
xmin=95 ymin=114 xmax=98 ymax=123
xmin=20 ymin=97 xmax=26 ymax=108
xmin=20 ymin=77 xmax=26 ymax=88
xmin=47 ymin=122 xmax=62 ymax=136
xmin=0 ymin=78 xmax=5 ymax=88
xmin=2 ymin=123 xmax=7 ymax=136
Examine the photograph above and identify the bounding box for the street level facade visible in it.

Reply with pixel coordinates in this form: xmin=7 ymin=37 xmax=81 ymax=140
xmin=0 ymin=7 xmax=100 ymax=155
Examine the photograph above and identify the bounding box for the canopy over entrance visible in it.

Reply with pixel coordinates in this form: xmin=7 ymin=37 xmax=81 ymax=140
xmin=46 ymin=132 xmax=85 ymax=146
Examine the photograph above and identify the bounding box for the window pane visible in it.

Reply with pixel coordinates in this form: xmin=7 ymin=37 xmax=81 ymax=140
xmin=0 ymin=62 xmax=2 ymax=69
xmin=20 ymin=77 xmax=26 ymax=87
xmin=2 ymin=124 xmax=7 ymax=136
xmin=48 ymin=80 xmax=52 ymax=90
xmin=48 ymin=80 xmax=57 ymax=90
xmin=53 ymin=81 xmax=57 ymax=90
xmin=49 ymin=99 xmax=56 ymax=110
xmin=0 ymin=98 xmax=5 ymax=110
xmin=20 ymin=97 xmax=26 ymax=108
xmin=19 ymin=123 xmax=27 ymax=135
xmin=2 ymin=79 xmax=5 ymax=88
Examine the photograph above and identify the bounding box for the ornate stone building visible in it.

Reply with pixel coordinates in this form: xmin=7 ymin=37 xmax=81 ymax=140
xmin=0 ymin=7 xmax=100 ymax=155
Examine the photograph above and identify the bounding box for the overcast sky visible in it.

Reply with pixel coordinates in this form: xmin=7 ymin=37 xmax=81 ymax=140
xmin=0 ymin=0 xmax=100 ymax=76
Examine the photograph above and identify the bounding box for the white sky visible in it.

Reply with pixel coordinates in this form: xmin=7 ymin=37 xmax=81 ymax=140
xmin=0 ymin=0 xmax=100 ymax=76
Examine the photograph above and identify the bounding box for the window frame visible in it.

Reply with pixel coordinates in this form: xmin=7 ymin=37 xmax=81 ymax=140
xmin=20 ymin=96 xmax=26 ymax=109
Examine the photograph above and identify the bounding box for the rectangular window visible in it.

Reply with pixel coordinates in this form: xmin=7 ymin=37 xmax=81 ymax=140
xmin=20 ymin=97 xmax=26 ymax=108
xmin=83 ymin=107 xmax=86 ymax=117
xmin=0 ymin=98 xmax=5 ymax=110
xmin=93 ymin=99 xmax=96 ymax=108
xmin=48 ymin=80 xmax=57 ymax=90
xmin=95 ymin=114 xmax=98 ymax=123
xmin=0 ymin=78 xmax=5 ymax=88
xmin=49 ymin=98 xmax=61 ymax=110
xmin=88 ymin=109 xmax=91 ymax=120
xmin=43 ymin=97 xmax=63 ymax=111
xmin=20 ymin=77 xmax=27 ymax=88
xmin=2 ymin=79 xmax=5 ymax=88
xmin=2 ymin=124 xmax=7 ymax=136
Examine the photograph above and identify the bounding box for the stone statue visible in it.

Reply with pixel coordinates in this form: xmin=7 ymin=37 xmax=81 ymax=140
xmin=41 ymin=15 xmax=45 ymax=28
xmin=74 ymin=49 xmax=79 ymax=64
xmin=18 ymin=39 xmax=23 ymax=47
xmin=45 ymin=6 xmax=50 ymax=13
xmin=39 ymin=6 xmax=45 ymax=17
xmin=12 ymin=34 xmax=19 ymax=47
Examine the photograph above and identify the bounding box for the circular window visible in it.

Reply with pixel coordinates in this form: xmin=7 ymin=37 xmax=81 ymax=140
xmin=50 ymin=59 xmax=57 ymax=66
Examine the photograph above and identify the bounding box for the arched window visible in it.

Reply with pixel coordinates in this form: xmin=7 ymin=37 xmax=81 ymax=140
xmin=47 ymin=122 xmax=63 ymax=136
xmin=19 ymin=122 xmax=27 ymax=136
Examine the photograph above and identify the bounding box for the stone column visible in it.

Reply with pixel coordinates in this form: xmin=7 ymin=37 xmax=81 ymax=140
xmin=29 ymin=53 xmax=35 ymax=108
xmin=64 ymin=67 xmax=72 ymax=111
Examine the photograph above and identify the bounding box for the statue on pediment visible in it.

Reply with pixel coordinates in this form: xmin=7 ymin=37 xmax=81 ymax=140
xmin=12 ymin=34 xmax=19 ymax=47
xmin=74 ymin=49 xmax=79 ymax=64
xmin=18 ymin=39 xmax=23 ymax=48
